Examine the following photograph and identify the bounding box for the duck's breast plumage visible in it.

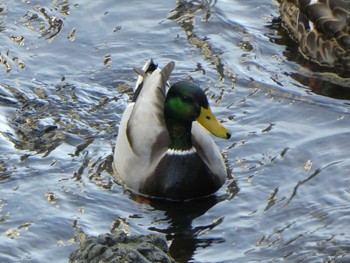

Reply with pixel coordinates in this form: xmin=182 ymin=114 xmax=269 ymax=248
xmin=138 ymin=121 xmax=227 ymax=200
xmin=139 ymin=149 xmax=223 ymax=200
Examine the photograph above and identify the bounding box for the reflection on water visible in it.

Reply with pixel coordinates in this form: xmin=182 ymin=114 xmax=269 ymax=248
xmin=22 ymin=6 xmax=64 ymax=43
xmin=289 ymin=73 xmax=350 ymax=100
xmin=145 ymin=197 xmax=224 ymax=263
xmin=169 ymin=0 xmax=227 ymax=81
xmin=1 ymin=0 xmax=350 ymax=262
xmin=131 ymin=179 xmax=238 ymax=263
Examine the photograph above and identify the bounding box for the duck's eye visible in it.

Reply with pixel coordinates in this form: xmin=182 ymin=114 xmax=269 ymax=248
xmin=206 ymin=115 xmax=211 ymax=120
xmin=182 ymin=96 xmax=192 ymax=103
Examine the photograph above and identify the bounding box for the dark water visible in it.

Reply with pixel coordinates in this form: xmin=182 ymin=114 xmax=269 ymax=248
xmin=1 ymin=0 xmax=350 ymax=262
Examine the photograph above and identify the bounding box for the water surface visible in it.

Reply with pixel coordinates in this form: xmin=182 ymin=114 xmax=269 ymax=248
xmin=1 ymin=0 xmax=349 ymax=262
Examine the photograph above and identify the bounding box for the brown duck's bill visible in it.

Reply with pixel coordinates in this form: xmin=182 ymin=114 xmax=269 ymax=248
xmin=196 ymin=106 xmax=231 ymax=139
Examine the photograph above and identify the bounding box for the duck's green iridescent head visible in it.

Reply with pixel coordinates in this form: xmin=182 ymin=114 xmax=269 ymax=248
xmin=164 ymin=81 xmax=231 ymax=139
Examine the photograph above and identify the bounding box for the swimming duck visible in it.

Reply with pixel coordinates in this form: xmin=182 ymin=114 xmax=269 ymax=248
xmin=113 ymin=59 xmax=231 ymax=201
xmin=278 ymin=0 xmax=350 ymax=71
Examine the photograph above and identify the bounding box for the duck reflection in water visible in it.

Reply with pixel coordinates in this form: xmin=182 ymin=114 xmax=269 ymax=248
xmin=130 ymin=181 xmax=239 ymax=263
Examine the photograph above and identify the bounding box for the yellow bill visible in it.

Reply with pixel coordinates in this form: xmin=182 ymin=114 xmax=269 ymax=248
xmin=196 ymin=106 xmax=231 ymax=139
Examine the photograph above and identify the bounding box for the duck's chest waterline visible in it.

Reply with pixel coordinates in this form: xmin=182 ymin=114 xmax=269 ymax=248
xmin=138 ymin=151 xmax=224 ymax=200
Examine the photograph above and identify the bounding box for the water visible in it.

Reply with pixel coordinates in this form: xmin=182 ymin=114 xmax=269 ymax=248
xmin=1 ymin=0 xmax=350 ymax=262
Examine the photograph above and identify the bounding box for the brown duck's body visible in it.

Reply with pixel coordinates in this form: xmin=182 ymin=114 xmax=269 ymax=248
xmin=278 ymin=0 xmax=350 ymax=71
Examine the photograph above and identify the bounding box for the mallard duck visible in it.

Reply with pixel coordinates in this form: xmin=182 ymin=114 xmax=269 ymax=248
xmin=113 ymin=59 xmax=231 ymax=201
xmin=278 ymin=0 xmax=350 ymax=71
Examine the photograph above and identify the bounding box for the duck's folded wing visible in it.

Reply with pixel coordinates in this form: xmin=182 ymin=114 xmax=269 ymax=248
xmin=126 ymin=61 xmax=175 ymax=158
xmin=192 ymin=122 xmax=227 ymax=184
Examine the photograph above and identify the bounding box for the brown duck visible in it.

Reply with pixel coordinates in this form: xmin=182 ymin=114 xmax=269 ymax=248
xmin=278 ymin=0 xmax=350 ymax=71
